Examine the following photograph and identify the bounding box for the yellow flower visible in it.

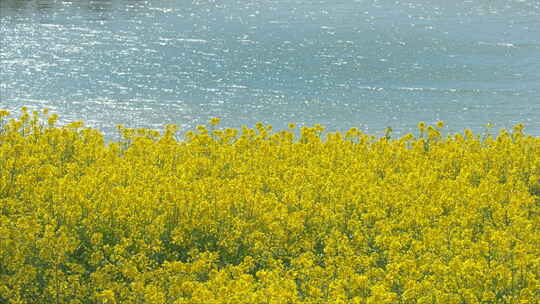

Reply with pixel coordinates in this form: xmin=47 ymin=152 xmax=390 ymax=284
xmin=96 ymin=289 xmax=116 ymax=304
xmin=209 ymin=117 xmax=221 ymax=126
xmin=66 ymin=121 xmax=84 ymax=129
xmin=314 ymin=124 xmax=325 ymax=132
xmin=196 ymin=124 xmax=208 ymax=133
xmin=47 ymin=113 xmax=59 ymax=126
xmin=1 ymin=109 xmax=538 ymax=303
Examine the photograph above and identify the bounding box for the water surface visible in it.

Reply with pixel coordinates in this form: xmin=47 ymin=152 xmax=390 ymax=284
xmin=1 ymin=0 xmax=540 ymax=137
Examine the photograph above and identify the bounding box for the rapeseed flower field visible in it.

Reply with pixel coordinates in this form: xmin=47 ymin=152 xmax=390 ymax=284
xmin=0 ymin=108 xmax=539 ymax=303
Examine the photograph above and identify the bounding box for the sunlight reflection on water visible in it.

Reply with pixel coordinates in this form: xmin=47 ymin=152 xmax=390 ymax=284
xmin=1 ymin=0 xmax=539 ymax=138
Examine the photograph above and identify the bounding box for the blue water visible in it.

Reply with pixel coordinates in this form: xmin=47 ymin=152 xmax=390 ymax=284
xmin=1 ymin=0 xmax=540 ymax=137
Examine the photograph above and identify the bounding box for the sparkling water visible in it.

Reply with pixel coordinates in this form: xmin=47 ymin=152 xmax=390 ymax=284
xmin=1 ymin=0 xmax=540 ymax=138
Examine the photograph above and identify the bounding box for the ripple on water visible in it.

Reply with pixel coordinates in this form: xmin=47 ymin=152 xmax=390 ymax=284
xmin=0 ymin=0 xmax=539 ymax=138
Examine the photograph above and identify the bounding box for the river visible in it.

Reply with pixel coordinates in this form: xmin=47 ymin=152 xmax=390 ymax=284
xmin=1 ymin=0 xmax=540 ymax=137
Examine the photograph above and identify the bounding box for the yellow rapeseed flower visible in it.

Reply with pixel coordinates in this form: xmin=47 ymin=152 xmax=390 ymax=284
xmin=210 ymin=117 xmax=221 ymax=126
xmin=1 ymin=110 xmax=538 ymax=304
